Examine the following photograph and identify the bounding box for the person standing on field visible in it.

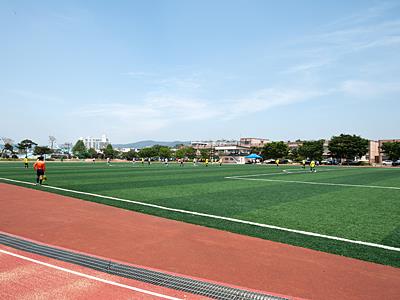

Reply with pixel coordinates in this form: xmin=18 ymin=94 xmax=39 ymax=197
xmin=275 ymin=159 xmax=280 ymax=167
xmin=302 ymin=159 xmax=306 ymax=169
xmin=33 ymin=156 xmax=46 ymax=185
xmin=310 ymin=160 xmax=316 ymax=172
xmin=24 ymin=156 xmax=29 ymax=168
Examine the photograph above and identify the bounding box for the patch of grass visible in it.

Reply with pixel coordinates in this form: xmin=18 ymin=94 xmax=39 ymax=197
xmin=1 ymin=161 xmax=399 ymax=267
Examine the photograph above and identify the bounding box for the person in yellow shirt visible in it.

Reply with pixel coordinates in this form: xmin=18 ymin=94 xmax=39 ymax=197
xmin=24 ymin=156 xmax=29 ymax=168
xmin=310 ymin=160 xmax=316 ymax=172
xmin=275 ymin=159 xmax=280 ymax=167
xmin=302 ymin=159 xmax=306 ymax=169
xmin=205 ymin=158 xmax=209 ymax=167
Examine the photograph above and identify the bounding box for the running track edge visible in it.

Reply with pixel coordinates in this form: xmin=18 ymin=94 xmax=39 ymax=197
xmin=0 ymin=231 xmax=294 ymax=300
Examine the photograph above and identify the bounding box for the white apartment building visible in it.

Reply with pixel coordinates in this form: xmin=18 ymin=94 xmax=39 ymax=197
xmin=80 ymin=135 xmax=110 ymax=151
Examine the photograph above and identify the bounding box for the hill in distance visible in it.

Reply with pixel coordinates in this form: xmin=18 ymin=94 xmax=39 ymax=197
xmin=113 ymin=140 xmax=191 ymax=149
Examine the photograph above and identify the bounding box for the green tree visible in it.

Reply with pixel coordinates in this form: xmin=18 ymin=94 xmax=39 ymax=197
xmin=185 ymin=147 xmax=196 ymax=159
xmin=17 ymin=139 xmax=37 ymax=156
xmin=138 ymin=147 xmax=157 ymax=158
xmin=1 ymin=143 xmax=14 ymax=158
xmin=298 ymin=140 xmax=324 ymax=160
xmin=158 ymin=146 xmax=172 ymax=159
xmin=261 ymin=142 xmax=289 ymax=159
xmin=87 ymin=148 xmax=98 ymax=159
xmin=72 ymin=140 xmax=88 ymax=159
xmin=103 ymin=144 xmax=119 ymax=159
xmin=381 ymin=142 xmax=400 ymax=160
xmin=328 ymin=134 xmax=368 ymax=161
xmin=122 ymin=149 xmax=138 ymax=160
xmin=33 ymin=146 xmax=53 ymax=156
xmin=200 ymin=149 xmax=210 ymax=159
xmin=175 ymin=147 xmax=196 ymax=159
xmin=175 ymin=148 xmax=185 ymax=159
xmin=288 ymin=147 xmax=299 ymax=161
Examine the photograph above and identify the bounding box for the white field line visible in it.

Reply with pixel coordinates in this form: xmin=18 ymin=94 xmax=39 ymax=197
xmin=225 ymin=176 xmax=400 ymax=190
xmin=0 ymin=249 xmax=182 ymax=300
xmin=230 ymin=168 xmax=339 ymax=178
xmin=0 ymin=177 xmax=399 ymax=252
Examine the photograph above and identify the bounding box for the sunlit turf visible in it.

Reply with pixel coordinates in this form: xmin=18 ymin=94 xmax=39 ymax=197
xmin=1 ymin=161 xmax=399 ymax=267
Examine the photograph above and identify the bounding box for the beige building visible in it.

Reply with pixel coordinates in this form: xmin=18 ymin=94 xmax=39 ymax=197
xmin=216 ymin=145 xmax=252 ymax=164
xmin=365 ymin=139 xmax=400 ymax=164
xmin=191 ymin=140 xmax=238 ymax=149
xmin=240 ymin=137 xmax=270 ymax=148
xmin=366 ymin=141 xmax=380 ymax=164
xmin=378 ymin=139 xmax=400 ymax=163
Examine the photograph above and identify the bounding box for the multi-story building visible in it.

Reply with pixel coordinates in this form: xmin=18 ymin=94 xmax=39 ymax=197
xmin=286 ymin=140 xmax=302 ymax=149
xmin=80 ymin=135 xmax=110 ymax=151
xmin=240 ymin=137 xmax=270 ymax=148
xmin=216 ymin=146 xmax=252 ymax=164
xmin=191 ymin=140 xmax=239 ymax=149
xmin=365 ymin=140 xmax=380 ymax=164
xmin=378 ymin=139 xmax=400 ymax=163
xmin=361 ymin=139 xmax=400 ymax=164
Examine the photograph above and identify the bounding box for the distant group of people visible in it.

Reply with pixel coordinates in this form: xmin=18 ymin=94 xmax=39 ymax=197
xmin=22 ymin=154 xmax=322 ymax=187
xmin=273 ymin=158 xmax=318 ymax=172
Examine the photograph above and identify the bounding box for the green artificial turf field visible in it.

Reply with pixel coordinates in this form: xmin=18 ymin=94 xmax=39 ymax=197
xmin=1 ymin=161 xmax=399 ymax=267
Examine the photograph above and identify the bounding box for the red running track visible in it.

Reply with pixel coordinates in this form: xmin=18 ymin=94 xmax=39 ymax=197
xmin=0 ymin=245 xmax=200 ymax=299
xmin=1 ymin=183 xmax=399 ymax=299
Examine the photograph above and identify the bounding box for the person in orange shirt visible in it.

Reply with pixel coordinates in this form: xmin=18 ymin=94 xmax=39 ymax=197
xmin=33 ymin=156 xmax=46 ymax=185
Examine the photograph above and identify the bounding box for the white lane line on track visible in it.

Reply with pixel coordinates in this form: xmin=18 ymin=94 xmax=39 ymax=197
xmin=0 ymin=177 xmax=399 ymax=252
xmin=0 ymin=248 xmax=182 ymax=300
xmin=225 ymin=176 xmax=400 ymax=190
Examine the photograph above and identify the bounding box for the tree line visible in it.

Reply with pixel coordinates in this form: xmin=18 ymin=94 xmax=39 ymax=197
xmin=259 ymin=134 xmax=400 ymax=162
xmin=1 ymin=135 xmax=400 ymax=162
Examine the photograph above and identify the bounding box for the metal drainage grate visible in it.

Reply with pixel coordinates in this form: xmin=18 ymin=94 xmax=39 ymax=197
xmin=0 ymin=233 xmax=289 ymax=300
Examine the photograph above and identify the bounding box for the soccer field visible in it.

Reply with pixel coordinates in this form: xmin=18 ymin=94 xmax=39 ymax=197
xmin=1 ymin=161 xmax=399 ymax=267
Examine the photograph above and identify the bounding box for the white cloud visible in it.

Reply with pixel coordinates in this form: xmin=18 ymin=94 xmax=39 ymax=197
xmin=227 ymin=88 xmax=326 ymax=119
xmin=322 ymin=1 xmax=399 ymax=29
xmin=123 ymin=71 xmax=153 ymax=77
xmin=156 ymin=77 xmax=202 ymax=90
xmin=282 ymin=10 xmax=400 ymax=76
xmin=282 ymin=60 xmax=332 ymax=74
xmin=76 ymin=94 xmax=220 ymax=133
xmin=340 ymin=80 xmax=400 ymax=97
xmin=75 ymin=85 xmax=327 ymax=137
xmin=7 ymin=89 xmax=64 ymax=104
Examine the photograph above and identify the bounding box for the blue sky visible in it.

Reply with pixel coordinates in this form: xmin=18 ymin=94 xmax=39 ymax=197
xmin=1 ymin=0 xmax=399 ymax=145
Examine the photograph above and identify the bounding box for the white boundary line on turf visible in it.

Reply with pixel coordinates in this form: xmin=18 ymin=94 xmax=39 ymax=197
xmin=0 ymin=177 xmax=399 ymax=252
xmin=229 ymin=168 xmax=340 ymax=178
xmin=0 ymin=248 xmax=182 ymax=300
xmin=225 ymin=176 xmax=400 ymax=190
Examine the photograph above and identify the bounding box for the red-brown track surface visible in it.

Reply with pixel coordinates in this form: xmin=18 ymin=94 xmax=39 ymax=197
xmin=0 ymin=245 xmax=199 ymax=300
xmin=1 ymin=182 xmax=399 ymax=300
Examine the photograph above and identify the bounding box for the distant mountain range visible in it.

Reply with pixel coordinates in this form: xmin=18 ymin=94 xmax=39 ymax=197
xmin=113 ymin=140 xmax=191 ymax=149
